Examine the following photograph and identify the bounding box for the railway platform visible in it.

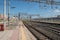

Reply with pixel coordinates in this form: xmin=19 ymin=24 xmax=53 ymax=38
xmin=0 ymin=21 xmax=36 ymax=40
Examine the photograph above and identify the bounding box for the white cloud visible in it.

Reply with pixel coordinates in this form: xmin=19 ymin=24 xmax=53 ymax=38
xmin=53 ymin=9 xmax=60 ymax=13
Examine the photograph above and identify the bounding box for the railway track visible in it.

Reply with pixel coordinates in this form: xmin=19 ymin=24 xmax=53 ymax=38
xmin=31 ymin=21 xmax=60 ymax=28
xmin=23 ymin=21 xmax=60 ymax=40
xmin=29 ymin=21 xmax=60 ymax=36
xmin=31 ymin=20 xmax=60 ymax=25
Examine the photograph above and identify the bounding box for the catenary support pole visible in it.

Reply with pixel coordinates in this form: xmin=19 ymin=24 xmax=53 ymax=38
xmin=8 ymin=0 xmax=10 ymax=26
xmin=4 ymin=0 xmax=6 ymax=30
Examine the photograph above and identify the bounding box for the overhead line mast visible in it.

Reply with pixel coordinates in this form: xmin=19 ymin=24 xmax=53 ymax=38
xmin=8 ymin=0 xmax=10 ymax=26
xmin=4 ymin=0 xmax=6 ymax=29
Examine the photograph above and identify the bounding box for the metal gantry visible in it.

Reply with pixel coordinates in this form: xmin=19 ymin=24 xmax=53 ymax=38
xmin=18 ymin=12 xmax=28 ymax=20
xmin=27 ymin=14 xmax=40 ymax=21
xmin=7 ymin=0 xmax=60 ymax=20
xmin=17 ymin=12 xmax=40 ymax=20
xmin=13 ymin=0 xmax=60 ymax=9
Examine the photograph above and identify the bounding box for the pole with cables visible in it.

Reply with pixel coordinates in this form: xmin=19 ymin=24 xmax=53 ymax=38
xmin=4 ymin=0 xmax=6 ymax=30
xmin=8 ymin=0 xmax=10 ymax=26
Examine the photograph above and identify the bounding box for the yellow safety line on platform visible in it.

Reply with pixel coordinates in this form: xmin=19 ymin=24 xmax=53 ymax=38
xmin=19 ymin=21 xmax=27 ymax=40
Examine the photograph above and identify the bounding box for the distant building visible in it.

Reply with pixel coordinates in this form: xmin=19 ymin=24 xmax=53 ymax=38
xmin=0 ymin=14 xmax=7 ymax=19
xmin=0 ymin=14 xmax=3 ymax=19
xmin=57 ymin=15 xmax=60 ymax=18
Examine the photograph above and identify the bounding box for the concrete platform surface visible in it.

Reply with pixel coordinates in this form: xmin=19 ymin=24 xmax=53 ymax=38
xmin=0 ymin=21 xmax=36 ymax=40
xmin=0 ymin=27 xmax=19 ymax=40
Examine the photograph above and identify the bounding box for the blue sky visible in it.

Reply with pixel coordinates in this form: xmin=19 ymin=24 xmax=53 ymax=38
xmin=0 ymin=0 xmax=60 ymax=18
